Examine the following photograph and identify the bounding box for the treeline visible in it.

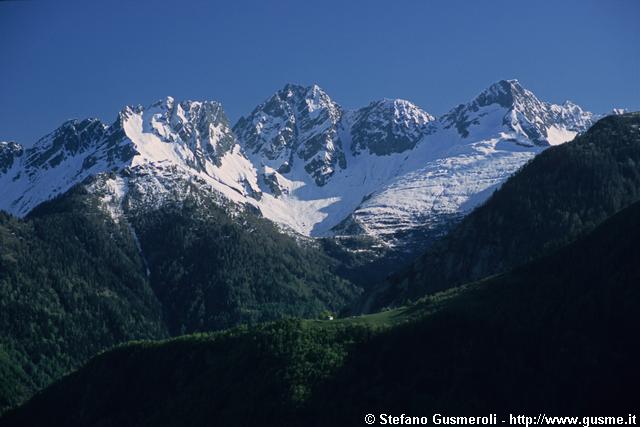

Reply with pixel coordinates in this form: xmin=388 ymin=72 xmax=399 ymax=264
xmin=4 ymin=199 xmax=640 ymax=426
xmin=0 ymin=187 xmax=362 ymax=413
xmin=130 ymin=200 xmax=360 ymax=334
xmin=366 ymin=112 xmax=640 ymax=309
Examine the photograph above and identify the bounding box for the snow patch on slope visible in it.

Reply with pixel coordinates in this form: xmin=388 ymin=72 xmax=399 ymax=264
xmin=0 ymin=80 xmax=598 ymax=249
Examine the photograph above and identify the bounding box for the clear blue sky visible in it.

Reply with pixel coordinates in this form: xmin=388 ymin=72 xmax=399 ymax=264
xmin=1 ymin=0 xmax=638 ymax=145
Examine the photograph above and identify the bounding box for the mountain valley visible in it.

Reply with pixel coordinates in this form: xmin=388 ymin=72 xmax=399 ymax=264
xmin=1 ymin=83 xmax=637 ymax=421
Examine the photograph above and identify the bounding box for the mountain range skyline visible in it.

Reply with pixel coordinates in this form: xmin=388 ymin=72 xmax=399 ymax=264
xmin=0 ymin=79 xmax=601 ymax=251
xmin=1 ymin=110 xmax=638 ymax=422
xmin=1 ymin=1 xmax=638 ymax=422
xmin=1 ymin=0 xmax=638 ymax=145
xmin=3 ymin=78 xmax=607 ymax=148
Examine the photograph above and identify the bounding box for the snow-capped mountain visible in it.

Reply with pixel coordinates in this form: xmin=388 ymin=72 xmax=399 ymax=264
xmin=0 ymin=96 xmax=262 ymax=218
xmin=0 ymin=141 xmax=23 ymax=174
xmin=349 ymin=98 xmax=435 ymax=155
xmin=337 ymin=79 xmax=597 ymax=243
xmin=441 ymin=79 xmax=593 ymax=146
xmin=0 ymin=79 xmax=596 ymax=249
xmin=233 ymin=84 xmax=345 ymax=186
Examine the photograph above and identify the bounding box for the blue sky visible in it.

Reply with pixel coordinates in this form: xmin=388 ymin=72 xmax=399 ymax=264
xmin=1 ymin=0 xmax=638 ymax=144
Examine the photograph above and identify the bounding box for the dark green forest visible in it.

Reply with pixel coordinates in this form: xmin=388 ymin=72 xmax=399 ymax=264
xmin=130 ymin=200 xmax=360 ymax=334
xmin=4 ymin=198 xmax=639 ymax=426
xmin=0 ymin=191 xmax=167 ymax=411
xmin=363 ymin=113 xmax=640 ymax=311
xmin=2 ymin=113 xmax=640 ymax=423
xmin=0 ymin=188 xmax=361 ymax=414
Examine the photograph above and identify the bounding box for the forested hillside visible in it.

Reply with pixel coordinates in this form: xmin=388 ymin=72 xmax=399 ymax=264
xmin=0 ymin=188 xmax=362 ymax=414
xmin=130 ymin=201 xmax=360 ymax=335
xmin=362 ymin=112 xmax=640 ymax=311
xmin=0 ymin=188 xmax=167 ymax=412
xmin=4 ymin=199 xmax=639 ymax=426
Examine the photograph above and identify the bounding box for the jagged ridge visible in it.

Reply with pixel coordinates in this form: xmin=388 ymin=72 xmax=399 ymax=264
xmin=0 ymin=80 xmax=598 ymax=249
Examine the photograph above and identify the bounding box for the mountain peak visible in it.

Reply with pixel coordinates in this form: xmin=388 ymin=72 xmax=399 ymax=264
xmin=278 ymin=83 xmax=325 ymax=97
xmin=474 ymin=78 xmax=533 ymax=109
xmin=0 ymin=140 xmax=24 ymax=174
xmin=610 ymin=108 xmax=628 ymax=116
xmin=115 ymin=96 xmax=236 ymax=169
xmin=350 ymin=98 xmax=435 ymax=155
xmin=234 ymin=83 xmax=344 ymax=185
xmin=495 ymin=78 xmax=520 ymax=86
xmin=369 ymin=98 xmax=434 ymax=119
xmin=0 ymin=82 xmax=598 ymax=246
xmin=440 ymin=79 xmax=595 ymax=145
xmin=308 ymin=83 xmax=326 ymax=96
xmin=150 ymin=96 xmax=176 ymax=110
xmin=59 ymin=117 xmax=103 ymax=129
xmin=32 ymin=117 xmax=106 ymax=153
xmin=487 ymin=78 xmax=522 ymax=90
xmin=280 ymin=82 xmax=307 ymax=92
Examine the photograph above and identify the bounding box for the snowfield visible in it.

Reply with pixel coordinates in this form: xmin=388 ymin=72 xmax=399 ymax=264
xmin=0 ymin=79 xmax=596 ymax=247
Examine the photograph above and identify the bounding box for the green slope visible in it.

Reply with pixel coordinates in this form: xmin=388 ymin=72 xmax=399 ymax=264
xmin=4 ymin=199 xmax=639 ymax=426
xmin=0 ymin=347 xmax=33 ymax=414
xmin=0 ymin=188 xmax=168 ymax=414
xmin=0 ymin=187 xmax=362 ymax=414
xmin=129 ymin=200 xmax=361 ymax=334
xmin=361 ymin=112 xmax=640 ymax=311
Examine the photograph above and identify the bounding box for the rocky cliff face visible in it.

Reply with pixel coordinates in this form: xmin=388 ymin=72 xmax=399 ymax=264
xmin=233 ymin=84 xmax=346 ymax=186
xmin=349 ymin=98 xmax=435 ymax=155
xmin=0 ymin=80 xmax=597 ymax=249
